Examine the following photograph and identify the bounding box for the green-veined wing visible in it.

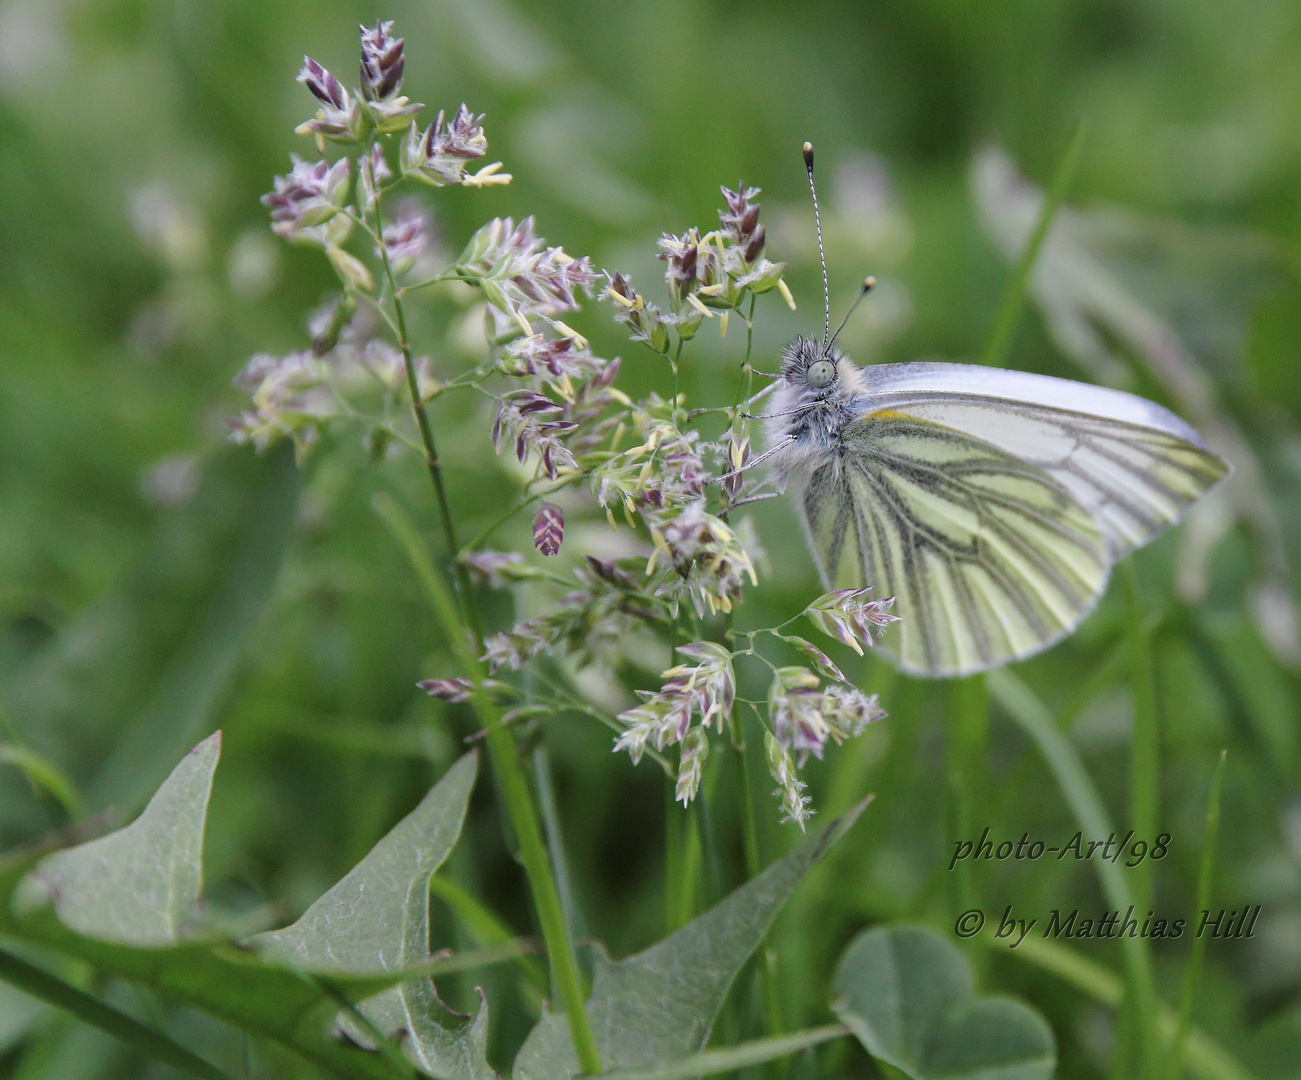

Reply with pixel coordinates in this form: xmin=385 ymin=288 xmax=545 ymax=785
xmin=858 ymin=362 xmax=1230 ymax=557
xmin=798 ymin=411 xmax=1111 ymax=677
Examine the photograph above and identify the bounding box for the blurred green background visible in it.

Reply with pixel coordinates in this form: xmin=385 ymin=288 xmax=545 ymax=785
xmin=3 ymin=0 xmax=1301 ymax=1076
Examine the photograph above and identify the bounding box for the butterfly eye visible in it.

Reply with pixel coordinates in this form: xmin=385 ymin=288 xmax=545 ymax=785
xmin=806 ymin=359 xmax=836 ymax=389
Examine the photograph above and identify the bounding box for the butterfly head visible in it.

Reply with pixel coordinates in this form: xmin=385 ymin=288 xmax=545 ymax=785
xmin=780 ymin=335 xmax=853 ymax=396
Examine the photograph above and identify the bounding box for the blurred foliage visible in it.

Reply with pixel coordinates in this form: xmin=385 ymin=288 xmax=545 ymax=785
xmin=2 ymin=0 xmax=1301 ymax=1076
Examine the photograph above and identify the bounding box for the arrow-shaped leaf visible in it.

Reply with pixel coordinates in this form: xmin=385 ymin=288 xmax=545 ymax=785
xmin=2 ymin=739 xmax=487 ymax=1080
xmin=513 ymin=799 xmax=869 ymax=1080
xmin=256 ymin=751 xmax=495 ymax=1080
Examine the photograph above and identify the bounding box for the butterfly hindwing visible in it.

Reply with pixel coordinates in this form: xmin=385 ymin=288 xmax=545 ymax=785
xmin=798 ymin=411 xmax=1111 ymax=677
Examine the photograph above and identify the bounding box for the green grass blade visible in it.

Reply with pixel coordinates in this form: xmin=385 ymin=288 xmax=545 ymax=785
xmin=1125 ymin=563 xmax=1161 ymax=913
xmin=375 ymin=491 xmax=602 ymax=1072
xmin=977 ymin=120 xmax=1087 ymax=369
xmin=0 ymin=948 xmax=234 ymax=1080
xmin=987 ymin=671 xmax=1131 ymax=908
xmin=588 ymin=1023 xmax=848 ymax=1080
xmin=534 ymin=746 xmax=588 ymax=945
xmin=1003 ymin=937 xmax=1257 ymax=1080
xmin=0 ymin=744 xmax=82 ymax=820
xmin=424 ymin=939 xmax=542 ymax=977
xmin=372 ymin=492 xmax=478 ymax=676
xmin=672 ymin=806 xmax=704 ymax=932
xmin=429 ymin=876 xmax=548 ymax=1005
xmin=1171 ymin=750 xmax=1227 ymax=1080
xmin=946 ymin=675 xmax=988 ymax=921
xmin=1123 ymin=562 xmax=1161 ymax=1077
xmin=664 ymin=777 xmax=684 ymax=934
xmin=987 ymin=669 xmax=1160 ymax=1074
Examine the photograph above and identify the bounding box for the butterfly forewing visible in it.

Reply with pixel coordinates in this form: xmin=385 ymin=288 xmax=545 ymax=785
xmin=799 ymin=412 xmax=1111 ymax=677
xmin=859 ymin=363 xmax=1229 ymax=557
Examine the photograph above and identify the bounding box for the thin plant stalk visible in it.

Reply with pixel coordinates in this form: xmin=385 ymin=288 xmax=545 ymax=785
xmin=594 ymin=1023 xmax=850 ymax=1080
xmin=946 ymin=676 xmax=987 ymax=925
xmin=695 ymin=758 xmax=725 ymax=907
xmin=1125 ymin=562 xmax=1161 ymax=913
xmin=1121 ymin=561 xmax=1161 ymax=1080
xmin=736 ymin=724 xmax=765 ymax=886
xmin=732 ymin=720 xmax=785 ymax=1056
xmin=664 ymin=777 xmax=686 ymax=933
xmin=373 ymin=491 xmax=601 ymax=1074
xmin=725 ymin=292 xmax=783 ymax=1048
xmin=534 ymin=745 xmax=588 ymax=953
xmin=371 ymin=177 xmax=601 ymax=1071
xmin=666 ymin=792 xmax=704 ymax=933
xmin=1171 ymin=750 xmax=1227 ymax=1080
xmin=373 ymin=190 xmax=480 ymax=639
xmin=428 ymin=876 xmax=549 ymax=1006
xmin=0 ymin=948 xmax=235 ymax=1080
xmin=977 ymin=119 xmax=1086 ymax=370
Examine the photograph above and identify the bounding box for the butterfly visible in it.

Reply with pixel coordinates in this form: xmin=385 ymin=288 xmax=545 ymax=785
xmin=748 ymin=144 xmax=1229 ymax=678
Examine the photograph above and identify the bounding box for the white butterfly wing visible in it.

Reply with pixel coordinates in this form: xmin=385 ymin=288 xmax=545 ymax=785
xmin=858 ymin=362 xmax=1230 ymax=556
xmin=797 ymin=412 xmax=1112 ymax=677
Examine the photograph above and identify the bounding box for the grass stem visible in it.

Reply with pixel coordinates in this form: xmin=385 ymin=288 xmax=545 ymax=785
xmin=374 ymin=493 xmax=601 ymax=1073
xmin=373 ymin=175 xmax=602 ymax=1071
xmin=977 ymin=120 xmax=1086 ymax=370
xmin=946 ymin=676 xmax=987 ymax=922
xmin=0 ymin=949 xmax=234 ymax=1080
xmin=1122 ymin=561 xmax=1162 ymax=1077
xmin=1171 ymin=751 xmax=1227 ymax=1080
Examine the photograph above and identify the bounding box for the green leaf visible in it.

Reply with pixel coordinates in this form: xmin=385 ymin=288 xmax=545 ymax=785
xmin=0 ymin=740 xmax=488 ymax=1080
xmin=14 ymin=731 xmax=220 ymax=944
xmin=832 ymin=926 xmax=1054 ymax=1080
xmin=512 ymin=799 xmax=869 ymax=1080
xmin=256 ymin=751 xmax=495 ymax=1080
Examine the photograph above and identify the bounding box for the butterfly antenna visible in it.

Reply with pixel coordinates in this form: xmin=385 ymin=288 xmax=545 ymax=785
xmin=829 ymin=276 xmax=876 ymax=348
xmin=803 ymin=142 xmax=831 ymax=346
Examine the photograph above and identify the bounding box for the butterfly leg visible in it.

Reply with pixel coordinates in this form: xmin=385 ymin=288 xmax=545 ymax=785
xmin=687 ymin=384 xmax=775 ymax=422
xmin=728 ymin=491 xmax=782 ymax=507
xmin=742 ymin=402 xmax=818 ymax=421
xmin=707 ymin=437 xmax=796 ymax=487
xmin=723 ymin=462 xmax=790 ymax=507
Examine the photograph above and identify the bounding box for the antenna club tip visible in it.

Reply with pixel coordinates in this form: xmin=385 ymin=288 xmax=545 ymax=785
xmin=802 ymin=142 xmax=814 ymax=167
xmin=864 ymin=276 xmax=876 ymax=291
